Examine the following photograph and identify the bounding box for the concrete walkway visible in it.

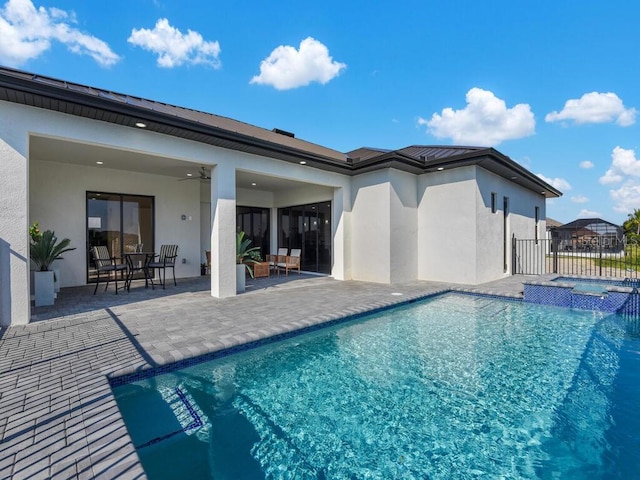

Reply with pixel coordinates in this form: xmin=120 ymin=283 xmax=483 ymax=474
xmin=0 ymin=274 xmax=531 ymax=479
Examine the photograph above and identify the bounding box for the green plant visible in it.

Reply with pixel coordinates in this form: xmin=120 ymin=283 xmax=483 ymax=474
xmin=236 ymin=231 xmax=260 ymax=277
xmin=29 ymin=222 xmax=76 ymax=272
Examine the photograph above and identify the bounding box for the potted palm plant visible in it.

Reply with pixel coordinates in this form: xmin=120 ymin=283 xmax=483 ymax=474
xmin=30 ymin=222 xmax=76 ymax=306
xmin=236 ymin=231 xmax=260 ymax=293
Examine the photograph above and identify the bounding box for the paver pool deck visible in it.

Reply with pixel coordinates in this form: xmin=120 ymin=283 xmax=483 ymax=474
xmin=0 ymin=274 xmax=535 ymax=479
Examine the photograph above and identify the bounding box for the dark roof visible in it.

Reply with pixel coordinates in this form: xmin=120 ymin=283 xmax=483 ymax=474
xmin=545 ymin=217 xmax=563 ymax=228
xmin=0 ymin=65 xmax=561 ymax=197
xmin=346 ymin=145 xmax=562 ymax=198
xmin=0 ymin=66 xmax=349 ymax=169
xmin=558 ymin=218 xmax=621 ymax=231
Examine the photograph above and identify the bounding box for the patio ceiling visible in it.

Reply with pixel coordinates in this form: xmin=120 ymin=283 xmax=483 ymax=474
xmin=29 ymin=134 xmax=327 ymax=194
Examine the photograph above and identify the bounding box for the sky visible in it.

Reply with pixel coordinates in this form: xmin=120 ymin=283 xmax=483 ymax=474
xmin=1 ymin=0 xmax=639 ymax=225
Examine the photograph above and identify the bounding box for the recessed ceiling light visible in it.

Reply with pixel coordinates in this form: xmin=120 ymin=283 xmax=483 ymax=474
xmin=187 ymin=173 xmax=193 ymax=177
xmin=541 ymin=191 xmax=546 ymax=194
xmin=96 ymin=161 xmax=103 ymax=165
xmin=436 ymin=167 xmax=444 ymax=171
xmin=299 ymin=161 xmax=307 ymax=165
xmin=135 ymin=122 xmax=147 ymax=128
xmin=511 ymin=176 xmax=517 ymax=180
xmin=251 ymin=182 xmax=257 ymax=186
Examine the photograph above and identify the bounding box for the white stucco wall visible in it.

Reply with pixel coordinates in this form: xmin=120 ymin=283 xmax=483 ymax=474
xmin=351 ymin=170 xmax=392 ymax=282
xmin=389 ymin=169 xmax=418 ymax=283
xmin=0 ymin=107 xmax=29 ymax=326
xmin=418 ymin=165 xmax=546 ymax=284
xmin=476 ymin=168 xmax=546 ymax=277
xmin=418 ymin=166 xmax=479 ymax=284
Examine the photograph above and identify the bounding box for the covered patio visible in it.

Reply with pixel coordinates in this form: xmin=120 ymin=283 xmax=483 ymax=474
xmin=27 ymin=130 xmax=349 ymax=314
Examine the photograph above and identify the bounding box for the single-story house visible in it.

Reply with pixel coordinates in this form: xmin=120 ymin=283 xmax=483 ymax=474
xmin=0 ymin=66 xmax=561 ymax=326
xmin=550 ymin=218 xmax=623 ymax=253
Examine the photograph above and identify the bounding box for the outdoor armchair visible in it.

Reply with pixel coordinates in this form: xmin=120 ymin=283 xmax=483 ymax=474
xmin=91 ymin=245 xmax=128 ymax=294
xmin=147 ymin=244 xmax=179 ymax=289
xmin=280 ymin=248 xmax=301 ymax=276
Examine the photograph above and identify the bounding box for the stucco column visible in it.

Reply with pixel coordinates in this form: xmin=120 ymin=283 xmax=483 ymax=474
xmin=332 ymin=186 xmax=351 ymax=280
xmin=0 ymin=135 xmax=30 ymax=326
xmin=210 ymin=162 xmax=236 ymax=298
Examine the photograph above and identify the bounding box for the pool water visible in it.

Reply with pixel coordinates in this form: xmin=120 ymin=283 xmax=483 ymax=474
xmin=113 ymin=294 xmax=640 ymax=479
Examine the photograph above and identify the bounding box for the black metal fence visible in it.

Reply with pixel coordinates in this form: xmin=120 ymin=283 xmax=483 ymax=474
xmin=513 ymin=236 xmax=640 ymax=278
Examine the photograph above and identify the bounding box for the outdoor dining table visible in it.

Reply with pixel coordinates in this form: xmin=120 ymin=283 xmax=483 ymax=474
xmin=123 ymin=252 xmax=155 ymax=290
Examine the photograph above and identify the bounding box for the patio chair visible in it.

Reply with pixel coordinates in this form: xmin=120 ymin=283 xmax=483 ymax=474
xmin=147 ymin=244 xmax=179 ymax=289
xmin=91 ymin=246 xmax=128 ymax=294
xmin=267 ymin=248 xmax=288 ymax=276
xmin=279 ymin=248 xmax=301 ymax=276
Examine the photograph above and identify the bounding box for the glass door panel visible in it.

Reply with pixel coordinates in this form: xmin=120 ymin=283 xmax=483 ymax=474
xmin=278 ymin=201 xmax=331 ymax=273
xmin=236 ymin=206 xmax=270 ymax=259
xmin=317 ymin=202 xmax=332 ymax=273
xmin=87 ymin=192 xmax=154 ymax=283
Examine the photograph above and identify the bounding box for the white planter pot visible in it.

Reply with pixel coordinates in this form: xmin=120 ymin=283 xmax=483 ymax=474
xmin=53 ymin=268 xmax=61 ymax=293
xmin=236 ymin=264 xmax=246 ymax=293
xmin=34 ymin=270 xmax=55 ymax=306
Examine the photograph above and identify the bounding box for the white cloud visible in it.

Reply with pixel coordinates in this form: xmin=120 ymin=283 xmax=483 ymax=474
xmin=571 ymin=195 xmax=589 ymax=204
xmin=536 ymin=173 xmax=571 ymax=192
xmin=578 ymin=209 xmax=602 ymax=218
xmin=599 ymin=146 xmax=640 ymax=185
xmin=610 ymin=183 xmax=640 ymax=213
xmin=250 ymin=37 xmax=345 ymax=90
xmin=0 ymin=0 xmax=120 ymax=67
xmin=545 ymin=92 xmax=636 ymax=126
xmin=580 ymin=160 xmax=594 ymax=169
xmin=418 ymin=88 xmax=535 ymax=146
xmin=128 ymin=18 xmax=221 ymax=68
xmin=598 ymin=146 xmax=640 ymax=213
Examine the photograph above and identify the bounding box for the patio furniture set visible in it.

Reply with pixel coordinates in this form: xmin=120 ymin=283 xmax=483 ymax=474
xmin=91 ymin=244 xmax=179 ymax=294
xmin=203 ymin=248 xmax=302 ymax=278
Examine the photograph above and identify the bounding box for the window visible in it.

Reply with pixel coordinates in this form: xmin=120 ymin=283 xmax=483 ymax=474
xmin=535 ymin=206 xmax=540 ymax=243
xmin=491 ymin=192 xmax=497 ymax=213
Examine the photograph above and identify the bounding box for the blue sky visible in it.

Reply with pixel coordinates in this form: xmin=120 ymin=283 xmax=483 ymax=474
xmin=1 ymin=0 xmax=639 ymax=225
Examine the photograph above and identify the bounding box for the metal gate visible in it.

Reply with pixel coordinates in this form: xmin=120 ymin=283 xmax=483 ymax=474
xmin=513 ymin=236 xmax=640 ymax=278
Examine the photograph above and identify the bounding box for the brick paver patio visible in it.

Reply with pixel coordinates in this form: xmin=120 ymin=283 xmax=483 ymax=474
xmin=0 ymin=274 xmax=530 ymax=479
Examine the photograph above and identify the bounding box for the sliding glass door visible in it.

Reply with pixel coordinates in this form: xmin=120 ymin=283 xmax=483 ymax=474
xmin=236 ymin=206 xmax=270 ymax=259
xmin=278 ymin=201 xmax=331 ymax=273
xmin=86 ymin=192 xmax=154 ymax=282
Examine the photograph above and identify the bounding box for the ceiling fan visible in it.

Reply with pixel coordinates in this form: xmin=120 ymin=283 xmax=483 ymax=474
xmin=180 ymin=166 xmax=211 ymax=181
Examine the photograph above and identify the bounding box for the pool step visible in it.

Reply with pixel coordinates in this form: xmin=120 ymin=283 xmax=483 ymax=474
xmin=128 ymin=385 xmax=208 ymax=449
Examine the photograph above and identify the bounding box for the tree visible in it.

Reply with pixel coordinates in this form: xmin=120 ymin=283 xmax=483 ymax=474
xmin=623 ymin=208 xmax=640 ymax=240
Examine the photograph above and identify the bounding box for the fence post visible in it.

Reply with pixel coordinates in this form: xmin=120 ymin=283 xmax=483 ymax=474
xmin=599 ymin=247 xmax=602 ymax=277
xmin=512 ymin=234 xmax=517 ymax=275
xmin=551 ymin=228 xmax=558 ymax=273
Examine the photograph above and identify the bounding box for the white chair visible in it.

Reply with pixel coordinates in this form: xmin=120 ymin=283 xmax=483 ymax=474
xmin=280 ymin=248 xmax=301 ymax=275
xmin=267 ymin=248 xmax=288 ymax=276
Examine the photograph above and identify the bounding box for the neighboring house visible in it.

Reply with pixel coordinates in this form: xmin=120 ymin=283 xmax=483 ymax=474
xmin=551 ymin=218 xmax=624 ymax=253
xmin=0 ymin=66 xmax=561 ymax=326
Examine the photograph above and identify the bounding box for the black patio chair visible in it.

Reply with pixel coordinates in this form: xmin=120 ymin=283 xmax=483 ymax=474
xmin=147 ymin=244 xmax=179 ymax=289
xmin=91 ymin=246 xmax=128 ymax=294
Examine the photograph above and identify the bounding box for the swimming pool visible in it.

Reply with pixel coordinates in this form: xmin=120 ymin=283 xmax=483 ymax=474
xmin=113 ymin=293 xmax=640 ymax=479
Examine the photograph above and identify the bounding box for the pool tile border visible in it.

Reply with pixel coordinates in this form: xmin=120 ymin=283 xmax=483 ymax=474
xmin=109 ymin=289 xmax=453 ymax=387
